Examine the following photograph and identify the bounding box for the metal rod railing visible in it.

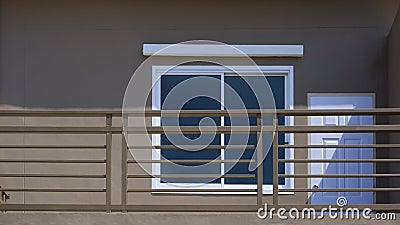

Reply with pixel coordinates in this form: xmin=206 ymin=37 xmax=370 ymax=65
xmin=280 ymin=159 xmax=400 ymax=163
xmin=105 ymin=114 xmax=112 ymax=213
xmin=128 ymin=160 xmax=256 ymax=164
xmin=279 ymin=144 xmax=400 ymax=148
xmin=121 ymin=115 xmax=128 ymax=211
xmin=272 ymin=117 xmax=279 ymax=207
xmin=126 ymin=189 xmax=257 ymax=192
xmin=0 ymin=189 xmax=105 ymax=192
xmin=0 ymin=108 xmax=399 ymax=212
xmin=256 ymin=115 xmax=263 ymax=207
xmin=0 ymin=159 xmax=106 ymax=163
xmin=0 ymin=174 xmax=106 ymax=178
xmin=127 ymin=174 xmax=256 ymax=179
xmin=0 ymin=145 xmax=106 ymax=149
xmin=280 ymin=188 xmax=400 ymax=192
xmin=129 ymin=145 xmax=256 ymax=149
xmin=280 ymin=174 xmax=400 ymax=178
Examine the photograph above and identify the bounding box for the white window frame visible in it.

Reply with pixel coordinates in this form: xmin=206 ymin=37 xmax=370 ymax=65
xmin=151 ymin=65 xmax=294 ymax=194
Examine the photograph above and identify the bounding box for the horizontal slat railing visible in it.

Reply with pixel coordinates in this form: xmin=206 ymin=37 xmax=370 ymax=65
xmin=0 ymin=145 xmax=106 ymax=149
xmin=0 ymin=174 xmax=106 ymax=178
xmin=0 ymin=108 xmax=399 ymax=212
xmin=280 ymin=159 xmax=400 ymax=163
xmin=280 ymin=188 xmax=400 ymax=192
xmin=1 ymin=108 xmax=399 ymax=117
xmin=2 ymin=204 xmax=400 ymax=212
xmin=128 ymin=159 xmax=256 ymax=164
xmin=129 ymin=145 xmax=256 ymax=149
xmin=127 ymin=174 xmax=255 ymax=179
xmin=278 ymin=125 xmax=400 ymax=133
xmin=280 ymin=144 xmax=400 ymax=148
xmin=0 ymin=111 xmax=113 ymax=212
xmin=0 ymin=126 xmax=122 ymax=133
xmin=0 ymin=159 xmax=106 ymax=163
xmin=0 ymin=189 xmax=106 ymax=192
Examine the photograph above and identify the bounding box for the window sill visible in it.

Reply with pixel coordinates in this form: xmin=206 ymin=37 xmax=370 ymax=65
xmin=150 ymin=190 xmax=295 ymax=195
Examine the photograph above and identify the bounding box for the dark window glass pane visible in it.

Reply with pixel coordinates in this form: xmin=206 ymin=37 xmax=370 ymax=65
xmin=160 ymin=75 xmax=221 ymax=183
xmin=224 ymin=76 xmax=285 ymax=185
xmin=158 ymin=75 xmax=286 ymax=185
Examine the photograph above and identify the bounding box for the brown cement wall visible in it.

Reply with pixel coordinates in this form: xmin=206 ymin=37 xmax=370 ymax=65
xmin=388 ymin=4 xmax=400 ymax=203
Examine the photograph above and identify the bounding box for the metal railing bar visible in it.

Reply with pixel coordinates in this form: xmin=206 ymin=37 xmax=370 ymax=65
xmin=279 ymin=174 xmax=400 ymax=178
xmin=0 ymin=159 xmax=106 ymax=163
xmin=125 ymin=108 xmax=400 ymax=117
xmin=280 ymin=188 xmax=400 ymax=192
xmin=128 ymin=110 xmax=264 ymax=117
xmin=117 ymin=204 xmax=400 ymax=212
xmin=0 ymin=145 xmax=106 ymax=149
xmin=278 ymin=125 xmax=400 ymax=133
xmin=125 ymin=126 xmax=274 ymax=134
xmin=272 ymin=117 xmax=279 ymax=207
xmin=276 ymin=204 xmax=400 ymax=211
xmin=3 ymin=125 xmax=399 ymax=134
xmin=127 ymin=159 xmax=255 ymax=164
xmin=127 ymin=174 xmax=255 ymax=178
xmin=276 ymin=108 xmax=400 ymax=116
xmin=0 ymin=109 xmax=122 ymax=117
xmin=121 ymin=121 xmax=128 ymax=209
xmin=1 ymin=108 xmax=400 ymax=117
xmin=0 ymin=204 xmax=108 ymax=212
xmin=0 ymin=204 xmax=259 ymax=212
xmin=279 ymin=159 xmax=400 ymax=163
xmin=127 ymin=189 xmax=257 ymax=192
xmin=279 ymin=144 xmax=400 ymax=148
xmin=0 ymin=188 xmax=106 ymax=192
xmin=256 ymin=115 xmax=263 ymax=207
xmin=105 ymin=114 xmax=112 ymax=213
xmin=1 ymin=204 xmax=400 ymax=212
xmin=2 ymin=125 xmax=399 ymax=134
xmin=126 ymin=126 xmax=257 ymax=133
xmin=114 ymin=204 xmax=259 ymax=212
xmin=0 ymin=174 xmax=106 ymax=178
xmin=0 ymin=126 xmax=122 ymax=133
xmin=128 ymin=145 xmax=256 ymax=149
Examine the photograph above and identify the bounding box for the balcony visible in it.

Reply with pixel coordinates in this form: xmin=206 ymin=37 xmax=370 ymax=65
xmin=0 ymin=109 xmax=399 ymax=213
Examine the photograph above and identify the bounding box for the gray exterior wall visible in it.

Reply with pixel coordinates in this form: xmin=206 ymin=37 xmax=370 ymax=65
xmin=0 ymin=0 xmax=399 ymax=206
xmin=1 ymin=0 xmax=398 ymax=109
xmin=388 ymin=5 xmax=400 ymax=203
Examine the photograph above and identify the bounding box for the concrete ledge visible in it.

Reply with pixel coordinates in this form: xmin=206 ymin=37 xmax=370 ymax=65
xmin=0 ymin=213 xmax=398 ymax=225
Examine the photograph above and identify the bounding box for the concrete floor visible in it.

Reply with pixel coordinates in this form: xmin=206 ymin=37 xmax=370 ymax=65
xmin=0 ymin=213 xmax=398 ymax=225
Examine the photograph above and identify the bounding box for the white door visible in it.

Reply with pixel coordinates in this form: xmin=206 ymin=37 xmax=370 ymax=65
xmin=309 ymin=95 xmax=374 ymax=205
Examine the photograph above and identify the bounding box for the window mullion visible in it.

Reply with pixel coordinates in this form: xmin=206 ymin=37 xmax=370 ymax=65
xmin=220 ymin=72 xmax=225 ymax=188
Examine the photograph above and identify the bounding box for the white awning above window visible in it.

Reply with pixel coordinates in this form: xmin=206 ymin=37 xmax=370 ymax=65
xmin=143 ymin=44 xmax=304 ymax=57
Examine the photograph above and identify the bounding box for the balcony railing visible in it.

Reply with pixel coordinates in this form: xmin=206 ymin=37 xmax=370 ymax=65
xmin=0 ymin=109 xmax=399 ymax=212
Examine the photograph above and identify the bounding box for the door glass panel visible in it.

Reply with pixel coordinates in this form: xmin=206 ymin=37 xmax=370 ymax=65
xmin=224 ymin=76 xmax=285 ymax=185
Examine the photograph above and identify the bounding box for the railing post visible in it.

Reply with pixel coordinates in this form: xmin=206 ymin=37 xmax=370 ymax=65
xmin=272 ymin=117 xmax=279 ymax=206
xmin=121 ymin=114 xmax=128 ymax=212
xmin=105 ymin=114 xmax=112 ymax=213
xmin=256 ymin=114 xmax=263 ymax=207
